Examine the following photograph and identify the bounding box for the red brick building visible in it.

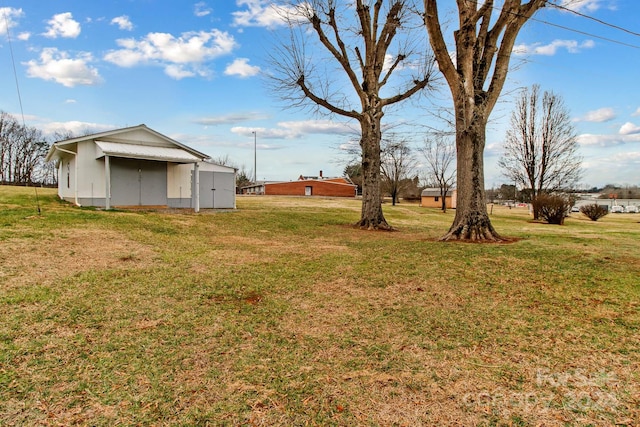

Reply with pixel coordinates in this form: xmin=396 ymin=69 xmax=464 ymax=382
xmin=242 ymin=172 xmax=356 ymax=197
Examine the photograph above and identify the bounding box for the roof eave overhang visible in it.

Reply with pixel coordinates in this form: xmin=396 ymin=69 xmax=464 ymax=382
xmin=97 ymin=153 xmax=200 ymax=164
xmin=45 ymin=144 xmax=77 ymax=162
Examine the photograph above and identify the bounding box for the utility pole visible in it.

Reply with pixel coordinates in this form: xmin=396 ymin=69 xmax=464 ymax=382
xmin=252 ymin=131 xmax=257 ymax=184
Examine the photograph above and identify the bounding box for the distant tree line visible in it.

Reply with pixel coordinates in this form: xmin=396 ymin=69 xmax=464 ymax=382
xmin=0 ymin=111 xmax=55 ymax=186
xmin=486 ymin=183 xmax=640 ymax=204
xmin=597 ymin=185 xmax=640 ymax=200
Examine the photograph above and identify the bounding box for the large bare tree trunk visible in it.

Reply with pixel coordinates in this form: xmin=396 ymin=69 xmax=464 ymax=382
xmin=441 ymin=114 xmax=501 ymax=241
xmin=356 ymin=113 xmax=391 ymax=230
xmin=424 ymin=0 xmax=546 ymax=242
xmin=272 ymin=1 xmax=434 ymax=231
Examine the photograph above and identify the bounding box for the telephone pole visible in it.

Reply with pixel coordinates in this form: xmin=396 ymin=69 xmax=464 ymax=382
xmin=252 ymin=131 xmax=257 ymax=183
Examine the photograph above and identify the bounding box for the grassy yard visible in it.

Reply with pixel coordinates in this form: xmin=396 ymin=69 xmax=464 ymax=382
xmin=1 ymin=185 xmax=638 ymax=426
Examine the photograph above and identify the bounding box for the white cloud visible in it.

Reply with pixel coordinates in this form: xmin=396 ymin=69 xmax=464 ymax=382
xmin=232 ymin=120 xmax=355 ymax=139
xmin=619 ymin=122 xmax=640 ymax=135
xmin=17 ymin=32 xmax=30 ymax=41
xmin=582 ymin=151 xmax=640 ymax=183
xmin=194 ymin=2 xmax=212 ymax=17
xmin=0 ymin=7 xmax=23 ymax=36
xmin=194 ymin=112 xmax=269 ymax=126
xmin=577 ymin=132 xmax=640 ymax=147
xmin=382 ymin=53 xmax=411 ymax=73
xmin=164 ymin=65 xmax=196 ymax=79
xmin=632 ymin=107 xmax=640 ymax=117
xmin=605 ymin=151 xmax=640 ymax=164
xmin=339 ymin=140 xmax=359 ymax=151
xmin=577 ymin=107 xmax=615 ymax=123
xmin=559 ymin=0 xmax=602 ymax=13
xmin=111 ymin=16 xmax=133 ymax=31
xmin=42 ymin=121 xmax=114 ymax=137
xmin=485 ymin=142 xmax=503 ymax=157
xmin=513 ymin=39 xmax=594 ymax=56
xmin=224 ymin=58 xmax=260 ymax=78
xmin=43 ymin=12 xmax=81 ymax=39
xmin=232 ymin=0 xmax=292 ymax=28
xmin=383 ymin=54 xmax=395 ymax=73
xmin=25 ymin=48 xmax=102 ymax=87
xmin=104 ymin=29 xmax=237 ymax=78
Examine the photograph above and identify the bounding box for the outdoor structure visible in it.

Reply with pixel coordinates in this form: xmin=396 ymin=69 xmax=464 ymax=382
xmin=421 ymin=188 xmax=456 ymax=209
xmin=241 ymin=172 xmax=356 ymax=197
xmin=241 ymin=181 xmax=270 ymax=195
xmin=45 ymin=124 xmax=236 ymax=211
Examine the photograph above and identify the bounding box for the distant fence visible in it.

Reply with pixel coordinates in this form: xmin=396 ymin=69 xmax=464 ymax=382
xmin=574 ymin=198 xmax=640 ymax=208
xmin=0 ymin=181 xmax=57 ymax=188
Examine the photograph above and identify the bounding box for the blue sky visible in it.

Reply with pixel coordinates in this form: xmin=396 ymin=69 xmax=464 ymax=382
xmin=1 ymin=0 xmax=639 ymax=188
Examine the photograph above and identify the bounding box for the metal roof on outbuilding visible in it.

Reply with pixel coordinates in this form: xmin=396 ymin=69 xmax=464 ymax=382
xmin=95 ymin=141 xmax=201 ymax=163
xmin=421 ymin=188 xmax=454 ymax=197
xmin=45 ymin=124 xmax=209 ymax=162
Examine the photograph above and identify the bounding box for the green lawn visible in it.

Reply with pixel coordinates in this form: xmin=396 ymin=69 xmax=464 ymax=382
xmin=1 ymin=185 xmax=638 ymax=425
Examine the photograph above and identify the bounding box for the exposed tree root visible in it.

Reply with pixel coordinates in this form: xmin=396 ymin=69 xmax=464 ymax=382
xmin=353 ymin=219 xmax=395 ymax=231
xmin=439 ymin=216 xmax=503 ymax=242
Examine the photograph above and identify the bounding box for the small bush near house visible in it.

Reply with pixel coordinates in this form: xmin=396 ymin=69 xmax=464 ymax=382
xmin=532 ymin=194 xmax=571 ymax=225
xmin=580 ymin=203 xmax=609 ymax=221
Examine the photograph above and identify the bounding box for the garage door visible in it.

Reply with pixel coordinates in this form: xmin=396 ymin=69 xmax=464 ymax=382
xmin=198 ymin=171 xmax=235 ymax=208
xmin=110 ymin=158 xmax=167 ymax=206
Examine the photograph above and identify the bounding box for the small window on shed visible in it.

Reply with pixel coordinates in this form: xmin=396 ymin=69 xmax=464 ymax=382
xmin=434 ymin=196 xmax=439 ymax=202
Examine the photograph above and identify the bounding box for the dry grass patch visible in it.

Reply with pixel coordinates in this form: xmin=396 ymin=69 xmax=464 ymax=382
xmin=0 ymin=228 xmax=156 ymax=289
xmin=1 ymin=187 xmax=639 ymax=426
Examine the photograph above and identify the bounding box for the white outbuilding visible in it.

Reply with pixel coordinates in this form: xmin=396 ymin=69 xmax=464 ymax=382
xmin=45 ymin=124 xmax=236 ymax=211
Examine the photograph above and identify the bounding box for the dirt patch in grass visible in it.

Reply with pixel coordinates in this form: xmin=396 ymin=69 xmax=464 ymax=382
xmin=0 ymin=228 xmax=156 ymax=289
xmin=422 ymin=236 xmax=522 ymax=244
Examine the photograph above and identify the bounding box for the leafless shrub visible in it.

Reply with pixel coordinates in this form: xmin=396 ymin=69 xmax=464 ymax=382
xmin=532 ymin=194 xmax=571 ymax=225
xmin=580 ymin=204 xmax=609 ymax=221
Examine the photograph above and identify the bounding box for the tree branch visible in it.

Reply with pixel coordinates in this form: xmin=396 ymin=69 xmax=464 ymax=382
xmin=296 ymin=75 xmax=361 ymax=119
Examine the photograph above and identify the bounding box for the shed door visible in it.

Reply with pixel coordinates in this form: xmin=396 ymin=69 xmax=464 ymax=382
xmin=110 ymin=158 xmax=167 ymax=206
xmin=198 ymin=171 xmax=235 ymax=208
xmin=305 ymin=186 xmax=312 ymax=196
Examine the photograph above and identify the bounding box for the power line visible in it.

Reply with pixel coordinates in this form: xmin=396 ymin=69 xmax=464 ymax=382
xmin=459 ymin=0 xmax=640 ymax=50
xmin=545 ymin=1 xmax=640 ymax=38
xmin=529 ymin=16 xmax=640 ymax=49
xmin=3 ymin=9 xmax=41 ymax=215
xmin=2 ymin=9 xmax=27 ymax=127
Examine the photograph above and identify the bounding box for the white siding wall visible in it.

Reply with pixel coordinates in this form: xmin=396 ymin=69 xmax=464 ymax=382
xmin=58 ymin=155 xmax=76 ymax=200
xmin=199 ymin=162 xmax=236 ymax=173
xmin=167 ymin=163 xmax=193 ymax=199
xmin=105 ymin=129 xmax=174 ymax=147
xmin=77 ymin=140 xmax=106 ymax=199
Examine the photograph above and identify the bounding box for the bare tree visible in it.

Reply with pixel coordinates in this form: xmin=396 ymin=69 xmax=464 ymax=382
xmin=380 ymin=136 xmax=417 ymax=206
xmin=209 ymin=155 xmax=256 ymax=190
xmin=271 ymin=0 xmax=435 ymax=229
xmin=423 ymin=0 xmax=546 ymax=240
xmin=498 ymin=85 xmax=582 ymax=219
xmin=0 ymin=111 xmax=20 ymax=183
xmin=0 ymin=111 xmax=49 ymax=185
xmin=343 ymin=162 xmax=363 ymax=194
xmin=14 ymin=126 xmax=47 ymax=184
xmin=210 ymin=154 xmax=234 ymax=167
xmin=421 ymin=135 xmax=455 ymax=212
xmin=235 ymin=166 xmax=254 ymax=191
